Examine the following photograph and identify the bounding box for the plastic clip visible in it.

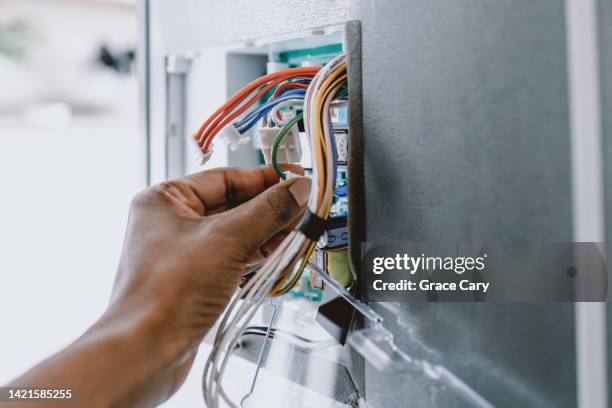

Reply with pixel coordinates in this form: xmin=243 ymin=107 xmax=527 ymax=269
xmin=297 ymin=210 xmax=327 ymax=241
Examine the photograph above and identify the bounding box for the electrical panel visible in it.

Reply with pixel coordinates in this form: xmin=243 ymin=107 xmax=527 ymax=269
xmin=163 ymin=23 xmax=368 ymax=407
xmin=162 ymin=21 xmax=493 ymax=408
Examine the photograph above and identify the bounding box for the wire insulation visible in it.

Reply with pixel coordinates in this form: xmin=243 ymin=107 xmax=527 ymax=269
xmin=200 ymin=55 xmax=348 ymax=408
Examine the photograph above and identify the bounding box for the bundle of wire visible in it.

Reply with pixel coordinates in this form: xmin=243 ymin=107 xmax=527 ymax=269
xmin=193 ymin=67 xmax=318 ymax=158
xmin=201 ymin=54 xmax=348 ymax=408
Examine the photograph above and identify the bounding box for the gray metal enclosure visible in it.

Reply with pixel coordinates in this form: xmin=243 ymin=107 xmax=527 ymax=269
xmin=361 ymin=2 xmax=574 ymax=407
xmin=143 ymin=1 xmax=612 ymax=406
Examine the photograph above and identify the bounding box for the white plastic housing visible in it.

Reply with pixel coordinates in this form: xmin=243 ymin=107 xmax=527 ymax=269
xmin=218 ymin=124 xmax=250 ymax=151
xmin=334 ymin=131 xmax=349 ymax=163
xmin=258 ymin=126 xmax=302 ymax=165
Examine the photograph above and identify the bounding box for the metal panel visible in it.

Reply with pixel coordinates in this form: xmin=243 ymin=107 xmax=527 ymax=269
xmin=355 ymin=2 xmax=575 ymax=406
xmin=164 ymin=55 xmax=191 ymax=179
xmin=597 ymin=0 xmax=612 ymax=403
xmin=566 ymin=0 xmax=607 ymax=406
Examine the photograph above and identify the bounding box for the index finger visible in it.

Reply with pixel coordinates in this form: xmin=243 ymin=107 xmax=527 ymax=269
xmin=184 ymin=164 xmax=304 ymax=215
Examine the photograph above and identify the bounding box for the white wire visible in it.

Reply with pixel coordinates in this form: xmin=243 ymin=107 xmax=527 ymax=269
xmin=203 ymin=234 xmax=304 ymax=407
xmin=270 ymin=100 xmax=303 ymax=126
xmin=202 ymin=54 xmax=347 ymax=408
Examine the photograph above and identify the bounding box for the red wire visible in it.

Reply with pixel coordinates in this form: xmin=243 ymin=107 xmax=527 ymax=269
xmin=271 ymin=82 xmax=310 ymax=122
xmin=272 ymin=81 xmax=309 ymax=98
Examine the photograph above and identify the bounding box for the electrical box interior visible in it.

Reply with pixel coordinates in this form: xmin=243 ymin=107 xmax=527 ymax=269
xmin=163 ymin=23 xmax=369 ymax=407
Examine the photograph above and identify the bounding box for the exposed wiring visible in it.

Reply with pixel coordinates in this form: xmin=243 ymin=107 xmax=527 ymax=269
xmin=271 ymin=81 xmax=309 ymax=98
xmin=241 ymin=326 xmax=337 ymax=351
xmin=271 ymin=112 xmax=304 ymax=179
xmin=270 ymin=99 xmax=303 ymax=126
xmin=200 ymin=54 xmax=347 ymax=408
xmin=271 ymin=243 xmax=314 ymax=296
xmin=235 ymin=89 xmax=306 ymax=133
xmin=193 ymin=67 xmax=319 ymax=155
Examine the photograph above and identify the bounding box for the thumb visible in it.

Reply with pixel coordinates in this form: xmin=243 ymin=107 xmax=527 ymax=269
xmin=218 ymin=177 xmax=311 ymax=253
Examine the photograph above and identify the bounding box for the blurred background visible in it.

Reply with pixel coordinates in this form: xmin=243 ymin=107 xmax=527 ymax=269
xmin=0 ymin=0 xmax=145 ymax=397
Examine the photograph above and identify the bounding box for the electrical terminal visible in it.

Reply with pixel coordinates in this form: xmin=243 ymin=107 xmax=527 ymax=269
xmin=218 ymin=124 xmax=250 ymax=151
xmin=189 ymin=135 xmax=213 ymax=165
xmin=200 ymin=55 xmax=349 ymax=408
xmin=334 ymin=130 xmax=348 ymax=164
xmin=258 ymin=126 xmax=302 ymax=165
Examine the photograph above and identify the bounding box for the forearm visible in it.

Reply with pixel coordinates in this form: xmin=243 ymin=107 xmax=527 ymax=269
xmin=1 ymin=167 xmax=308 ymax=407
xmin=3 ymin=303 xmax=192 ymax=408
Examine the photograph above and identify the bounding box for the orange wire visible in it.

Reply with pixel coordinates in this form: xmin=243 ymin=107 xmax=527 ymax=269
xmin=272 ymin=81 xmax=309 ymax=98
xmin=202 ymin=72 xmax=317 ymax=151
xmin=194 ymin=67 xmax=316 ymax=143
xmin=202 ymin=79 xmax=283 ymax=152
xmin=195 ymin=67 xmax=319 ymax=152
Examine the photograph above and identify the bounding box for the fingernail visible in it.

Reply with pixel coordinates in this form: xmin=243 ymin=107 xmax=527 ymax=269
xmin=289 ymin=177 xmax=311 ymax=207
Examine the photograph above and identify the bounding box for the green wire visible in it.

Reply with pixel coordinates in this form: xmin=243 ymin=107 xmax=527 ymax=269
xmin=272 ymin=112 xmax=304 ymax=179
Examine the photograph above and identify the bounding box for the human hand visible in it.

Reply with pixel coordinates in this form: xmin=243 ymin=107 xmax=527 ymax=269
xmin=2 ymin=166 xmax=310 ymax=408
xmin=103 ymin=165 xmax=310 ymax=405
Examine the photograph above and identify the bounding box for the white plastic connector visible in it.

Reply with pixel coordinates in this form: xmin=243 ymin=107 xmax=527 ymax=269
xmin=334 ymin=130 xmax=348 ymax=163
xmin=189 ymin=135 xmax=213 ymax=165
xmin=218 ymin=124 xmax=250 ymax=151
xmin=258 ymin=126 xmax=302 ymax=165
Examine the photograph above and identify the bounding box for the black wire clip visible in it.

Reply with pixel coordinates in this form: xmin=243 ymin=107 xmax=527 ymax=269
xmin=297 ymin=209 xmax=327 ymax=241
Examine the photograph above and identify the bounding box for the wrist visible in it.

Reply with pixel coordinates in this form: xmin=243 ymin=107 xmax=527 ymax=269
xmin=92 ymin=297 xmax=193 ymax=372
xmin=7 ymin=298 xmax=196 ymax=408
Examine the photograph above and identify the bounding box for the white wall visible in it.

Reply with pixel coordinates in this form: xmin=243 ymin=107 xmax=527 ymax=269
xmin=0 ymin=0 xmax=145 ymax=385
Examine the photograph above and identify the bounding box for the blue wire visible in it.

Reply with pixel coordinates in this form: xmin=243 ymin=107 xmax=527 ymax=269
xmin=238 ymin=110 xmax=270 ymax=133
xmin=237 ymin=90 xmax=306 ymax=125
xmin=328 ymin=116 xmax=338 ymax=186
xmin=275 ymin=87 xmax=306 ymax=98
xmin=236 ymin=89 xmax=306 ymax=127
xmin=234 ymin=95 xmax=295 ymax=129
xmin=235 ymin=89 xmax=307 ymax=133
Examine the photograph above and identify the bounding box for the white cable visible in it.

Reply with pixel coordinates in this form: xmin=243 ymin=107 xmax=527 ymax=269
xmin=215 ymin=235 xmax=303 ymax=378
xmin=201 ymin=54 xmax=347 ymax=408
xmin=203 ymin=234 xmax=303 ymax=407
xmin=270 ymin=100 xmax=304 ymax=126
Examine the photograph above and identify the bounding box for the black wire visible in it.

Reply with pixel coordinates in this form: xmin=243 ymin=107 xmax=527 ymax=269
xmin=241 ymin=326 xmax=328 ymax=347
